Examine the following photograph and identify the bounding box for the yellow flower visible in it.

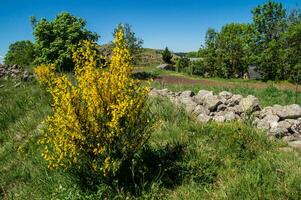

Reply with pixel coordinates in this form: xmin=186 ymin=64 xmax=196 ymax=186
xmin=35 ymin=29 xmax=152 ymax=176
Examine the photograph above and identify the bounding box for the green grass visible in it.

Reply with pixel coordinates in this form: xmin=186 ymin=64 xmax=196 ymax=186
xmin=134 ymin=66 xmax=301 ymax=107
xmin=1 ymin=77 xmax=301 ymax=199
xmin=152 ymin=81 xmax=301 ymax=107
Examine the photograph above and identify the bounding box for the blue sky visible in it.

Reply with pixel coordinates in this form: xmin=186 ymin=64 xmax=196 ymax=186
xmin=0 ymin=0 xmax=299 ymax=62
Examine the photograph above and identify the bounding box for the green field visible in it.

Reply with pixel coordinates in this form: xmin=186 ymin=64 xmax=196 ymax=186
xmin=1 ymin=76 xmax=301 ymax=199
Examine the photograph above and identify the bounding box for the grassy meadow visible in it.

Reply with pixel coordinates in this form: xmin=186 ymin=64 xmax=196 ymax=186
xmin=1 ymin=76 xmax=301 ymax=199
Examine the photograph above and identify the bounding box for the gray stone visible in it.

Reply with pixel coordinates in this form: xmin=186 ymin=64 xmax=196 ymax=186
xmin=277 ymin=120 xmax=292 ymax=130
xmin=282 ymin=136 xmax=296 ymax=142
xmin=274 ymin=104 xmax=301 ymax=120
xmin=217 ymin=104 xmax=227 ymax=112
xmin=256 ymin=114 xmax=280 ymax=131
xmin=224 ymin=111 xmax=236 ymax=122
xmin=203 ymin=95 xmax=222 ymax=112
xmin=285 ymin=119 xmax=299 ymax=125
xmin=192 ymin=90 xmax=213 ymax=105
xmin=291 ymin=122 xmax=301 ymax=134
xmin=270 ymin=125 xmax=289 ymax=137
xmin=218 ymin=91 xmax=233 ymax=100
xmin=213 ymin=115 xmax=225 ymax=122
xmin=197 ymin=113 xmax=211 ymax=123
xmin=192 ymin=105 xmax=210 ymax=117
xmin=227 ymin=105 xmax=243 ymax=114
xmin=227 ymin=94 xmax=243 ymax=106
xmin=179 ymin=97 xmax=197 ymax=113
xmin=257 ymin=120 xmax=271 ymax=131
xmin=238 ymin=95 xmax=260 ymax=113
xmin=179 ymin=90 xmax=194 ymax=98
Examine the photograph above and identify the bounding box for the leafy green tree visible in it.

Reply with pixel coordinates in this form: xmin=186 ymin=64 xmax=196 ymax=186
xmin=190 ymin=60 xmax=205 ymax=76
xmin=200 ymin=28 xmax=220 ymax=77
xmin=114 ymin=23 xmax=143 ymax=65
xmin=4 ymin=40 xmax=35 ymax=68
xmin=217 ymin=23 xmax=252 ymax=78
xmin=284 ymin=22 xmax=301 ymax=81
xmin=33 ymin=12 xmax=99 ymax=71
xmin=252 ymin=0 xmax=287 ymax=80
xmin=162 ymin=47 xmax=173 ymax=64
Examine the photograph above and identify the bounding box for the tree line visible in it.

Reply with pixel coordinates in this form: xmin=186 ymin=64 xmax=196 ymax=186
xmin=4 ymin=13 xmax=143 ymax=71
xmin=187 ymin=0 xmax=301 ymax=81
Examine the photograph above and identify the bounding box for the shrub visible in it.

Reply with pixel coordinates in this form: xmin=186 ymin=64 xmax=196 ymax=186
xmin=176 ymin=56 xmax=190 ymax=73
xmin=34 ymin=30 xmax=153 ymax=177
xmin=162 ymin=47 xmax=173 ymax=64
xmin=4 ymin=40 xmax=35 ymax=68
xmin=190 ymin=60 xmax=205 ymax=76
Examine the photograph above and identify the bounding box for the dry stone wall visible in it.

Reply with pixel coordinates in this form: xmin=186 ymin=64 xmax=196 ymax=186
xmin=0 ymin=64 xmax=34 ymax=81
xmin=150 ymin=88 xmax=301 ymax=146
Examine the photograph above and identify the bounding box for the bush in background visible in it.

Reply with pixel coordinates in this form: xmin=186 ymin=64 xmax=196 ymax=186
xmin=4 ymin=40 xmax=35 ymax=68
xmin=176 ymin=56 xmax=191 ymax=73
xmin=162 ymin=47 xmax=173 ymax=64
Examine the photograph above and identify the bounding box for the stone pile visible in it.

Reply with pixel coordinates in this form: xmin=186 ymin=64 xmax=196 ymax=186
xmin=0 ymin=64 xmax=21 ymax=78
xmin=0 ymin=64 xmax=34 ymax=81
xmin=150 ymin=88 xmax=301 ymax=143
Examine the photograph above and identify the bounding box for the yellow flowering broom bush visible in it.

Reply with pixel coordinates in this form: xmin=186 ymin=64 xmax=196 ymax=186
xmin=34 ymin=30 xmax=153 ymax=176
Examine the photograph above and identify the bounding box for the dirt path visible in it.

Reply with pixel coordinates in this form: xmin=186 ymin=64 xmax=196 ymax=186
xmin=154 ymin=75 xmax=301 ymax=92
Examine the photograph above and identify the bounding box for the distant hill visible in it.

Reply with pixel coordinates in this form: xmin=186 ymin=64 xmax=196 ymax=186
xmin=97 ymin=43 xmax=180 ymax=67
